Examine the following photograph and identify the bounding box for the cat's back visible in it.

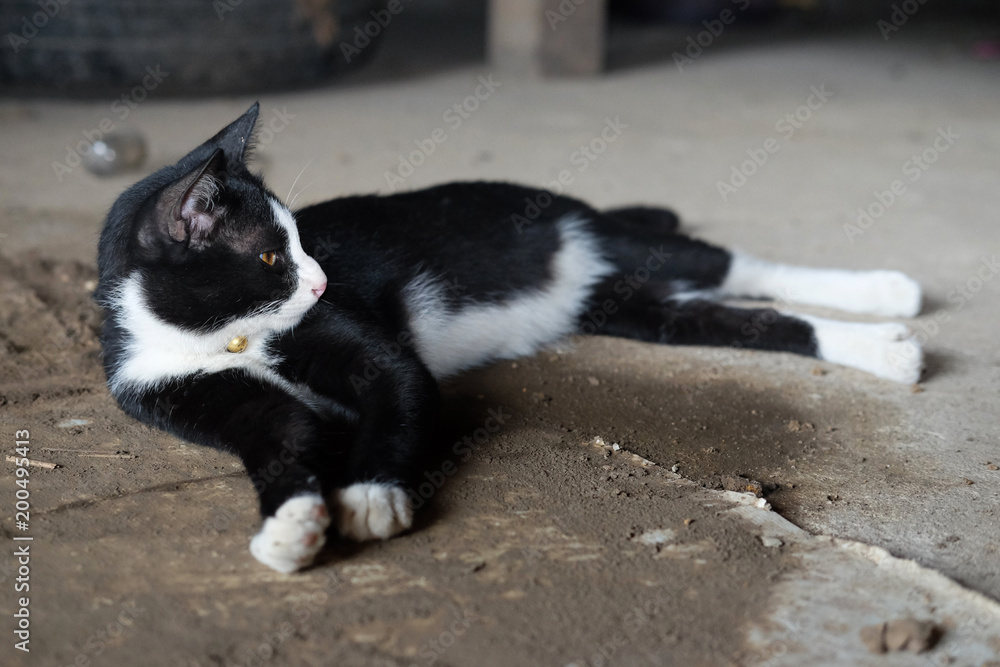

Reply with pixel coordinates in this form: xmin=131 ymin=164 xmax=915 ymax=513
xmin=293 ymin=181 xmax=594 ymax=299
xmin=294 ymin=181 xmax=587 ymax=248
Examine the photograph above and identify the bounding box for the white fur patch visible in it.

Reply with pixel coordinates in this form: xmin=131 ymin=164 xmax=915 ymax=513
xmin=108 ymin=200 xmax=326 ymax=397
xmin=250 ymin=493 xmax=330 ymax=573
xmin=270 ymin=199 xmax=327 ymax=300
xmin=799 ymin=315 xmax=923 ymax=384
xmin=333 ymin=483 xmax=413 ymax=541
xmin=404 ymin=216 xmax=615 ymax=379
xmin=722 ymin=253 xmax=922 ymax=317
xmin=110 ymin=276 xmax=281 ymax=392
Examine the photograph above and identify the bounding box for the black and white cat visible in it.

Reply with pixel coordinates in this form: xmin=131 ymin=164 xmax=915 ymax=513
xmin=96 ymin=104 xmax=923 ymax=573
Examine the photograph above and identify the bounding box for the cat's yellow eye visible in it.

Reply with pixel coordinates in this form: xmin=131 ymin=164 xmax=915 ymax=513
xmin=259 ymin=251 xmax=276 ymax=266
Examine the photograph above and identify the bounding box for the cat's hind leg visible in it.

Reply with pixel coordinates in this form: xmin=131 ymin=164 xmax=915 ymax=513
xmin=594 ymin=207 xmax=920 ymax=316
xmin=719 ymin=252 xmax=922 ymax=318
xmin=588 ymin=293 xmax=923 ymax=383
xmin=604 ymin=206 xmax=681 ymax=235
xmin=795 ymin=314 xmax=922 ymax=384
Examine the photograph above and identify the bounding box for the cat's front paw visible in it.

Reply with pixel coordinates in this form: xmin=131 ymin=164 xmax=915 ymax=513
xmin=333 ymin=483 xmax=413 ymax=541
xmin=249 ymin=493 xmax=330 ymax=573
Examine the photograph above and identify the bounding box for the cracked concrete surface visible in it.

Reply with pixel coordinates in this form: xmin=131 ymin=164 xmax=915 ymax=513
xmin=2 ymin=11 xmax=999 ymax=667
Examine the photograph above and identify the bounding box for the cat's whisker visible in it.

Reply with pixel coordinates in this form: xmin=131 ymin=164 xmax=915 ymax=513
xmin=286 ymin=160 xmax=313 ymax=207
xmin=288 ymin=179 xmax=318 ymax=210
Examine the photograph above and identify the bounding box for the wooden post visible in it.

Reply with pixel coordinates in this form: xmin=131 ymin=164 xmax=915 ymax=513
xmin=489 ymin=0 xmax=606 ymax=77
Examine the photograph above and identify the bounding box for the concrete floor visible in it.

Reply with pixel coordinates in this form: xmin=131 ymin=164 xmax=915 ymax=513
xmin=2 ymin=12 xmax=1000 ymax=667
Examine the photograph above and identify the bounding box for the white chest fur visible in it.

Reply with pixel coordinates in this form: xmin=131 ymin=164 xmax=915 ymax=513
xmin=108 ymin=275 xmax=282 ymax=393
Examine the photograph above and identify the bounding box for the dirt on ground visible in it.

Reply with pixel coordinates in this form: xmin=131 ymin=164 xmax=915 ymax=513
xmin=0 ymin=248 xmax=932 ymax=666
xmin=4 ymin=16 xmax=1000 ymax=663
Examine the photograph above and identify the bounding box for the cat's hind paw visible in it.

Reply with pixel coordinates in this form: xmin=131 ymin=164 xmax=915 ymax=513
xmin=250 ymin=493 xmax=330 ymax=573
xmin=333 ymin=483 xmax=413 ymax=541
xmin=854 ymin=270 xmax=923 ymax=318
xmin=804 ymin=317 xmax=924 ymax=384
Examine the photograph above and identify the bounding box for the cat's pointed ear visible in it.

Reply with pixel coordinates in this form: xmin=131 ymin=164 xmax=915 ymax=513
xmin=156 ymin=148 xmax=226 ymax=245
xmin=210 ymin=102 xmax=259 ymax=170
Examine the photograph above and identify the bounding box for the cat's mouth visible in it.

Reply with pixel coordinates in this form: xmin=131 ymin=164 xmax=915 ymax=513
xmin=268 ymin=286 xmax=326 ymax=333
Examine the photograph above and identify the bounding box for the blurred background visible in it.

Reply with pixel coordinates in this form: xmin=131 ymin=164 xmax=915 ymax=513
xmin=3 ymin=2 xmax=1000 ymax=666
xmin=3 ymin=0 xmax=999 ymax=93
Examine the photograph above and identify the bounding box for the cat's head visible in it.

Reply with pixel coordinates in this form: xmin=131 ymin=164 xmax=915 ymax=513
xmin=97 ymin=103 xmax=327 ymax=339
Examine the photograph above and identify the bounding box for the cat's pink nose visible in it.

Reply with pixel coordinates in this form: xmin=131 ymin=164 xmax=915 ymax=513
xmin=312 ymin=282 xmax=326 ymax=298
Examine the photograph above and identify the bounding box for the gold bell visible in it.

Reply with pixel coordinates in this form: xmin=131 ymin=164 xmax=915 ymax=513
xmin=226 ymin=335 xmax=248 ymax=353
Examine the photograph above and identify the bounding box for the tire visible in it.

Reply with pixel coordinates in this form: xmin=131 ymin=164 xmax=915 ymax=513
xmin=0 ymin=0 xmax=382 ymax=96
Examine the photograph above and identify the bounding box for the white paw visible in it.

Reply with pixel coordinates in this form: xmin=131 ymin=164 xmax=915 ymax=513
xmin=333 ymin=483 xmax=413 ymax=541
xmin=249 ymin=493 xmax=330 ymax=573
xmin=803 ymin=316 xmax=923 ymax=384
xmin=855 ymin=270 xmax=922 ymax=317
xmin=881 ymin=328 xmax=925 ymax=384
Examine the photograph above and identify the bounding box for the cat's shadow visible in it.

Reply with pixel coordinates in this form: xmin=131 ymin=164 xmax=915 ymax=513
xmin=311 ymin=346 xmax=939 ymax=568
xmin=920 ymin=350 xmax=952 ymax=381
xmin=311 ymin=390 xmax=501 ymax=567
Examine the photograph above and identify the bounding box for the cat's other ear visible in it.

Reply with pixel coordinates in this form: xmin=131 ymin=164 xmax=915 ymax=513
xmin=209 ymin=102 xmax=260 ymax=171
xmin=151 ymin=148 xmax=226 ymax=247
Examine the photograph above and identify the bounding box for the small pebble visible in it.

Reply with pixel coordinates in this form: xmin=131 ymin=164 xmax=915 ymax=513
xmin=82 ymin=130 xmax=147 ymax=176
xmin=636 ymin=529 xmax=675 ymax=545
